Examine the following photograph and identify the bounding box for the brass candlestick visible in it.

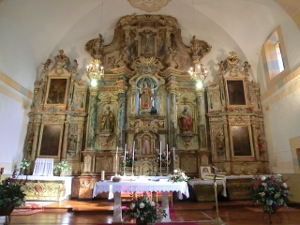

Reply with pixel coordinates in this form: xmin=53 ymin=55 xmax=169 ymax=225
xmin=210 ymin=166 xmax=226 ymax=225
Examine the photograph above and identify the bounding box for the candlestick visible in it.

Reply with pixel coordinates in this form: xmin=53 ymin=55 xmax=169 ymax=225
xmin=166 ymin=144 xmax=169 ymax=175
xmin=132 ymin=141 xmax=135 ymax=176
xmin=173 ymin=147 xmax=175 ymax=171
xmin=115 ymin=146 xmax=118 ymax=176
xmin=160 ymin=142 xmax=162 ymax=176
xmin=124 ymin=143 xmax=127 ymax=176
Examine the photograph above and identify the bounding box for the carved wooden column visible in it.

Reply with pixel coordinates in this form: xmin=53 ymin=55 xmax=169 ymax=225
xmin=166 ymin=75 xmax=178 ymax=148
xmin=195 ymin=89 xmax=207 ymax=150
xmin=116 ymin=75 xmax=127 ymax=148
xmin=31 ymin=114 xmax=42 ymax=161
xmin=62 ymin=115 xmax=70 ymax=160
xmin=85 ymin=86 xmax=98 ymax=150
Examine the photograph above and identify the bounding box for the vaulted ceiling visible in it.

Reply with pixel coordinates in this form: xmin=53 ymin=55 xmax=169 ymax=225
xmin=0 ymin=0 xmax=299 ymax=83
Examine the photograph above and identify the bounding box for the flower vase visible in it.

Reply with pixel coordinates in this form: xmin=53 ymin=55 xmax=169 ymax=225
xmin=136 ymin=218 xmax=147 ymax=225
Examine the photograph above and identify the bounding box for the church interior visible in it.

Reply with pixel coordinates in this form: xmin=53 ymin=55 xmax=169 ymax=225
xmin=0 ymin=0 xmax=300 ymax=224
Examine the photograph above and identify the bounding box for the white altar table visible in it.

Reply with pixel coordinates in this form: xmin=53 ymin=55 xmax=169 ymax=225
xmin=93 ymin=180 xmax=189 ymax=223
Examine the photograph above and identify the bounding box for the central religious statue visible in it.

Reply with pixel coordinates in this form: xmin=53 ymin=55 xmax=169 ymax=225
xmin=139 ymin=81 xmax=155 ymax=113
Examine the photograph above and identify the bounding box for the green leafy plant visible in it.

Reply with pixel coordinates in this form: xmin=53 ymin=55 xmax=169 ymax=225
xmin=250 ymin=175 xmax=292 ymax=213
xmin=120 ymin=149 xmax=137 ymax=167
xmin=169 ymin=168 xmax=190 ymax=182
xmin=124 ymin=194 xmax=167 ymax=224
xmin=20 ymin=159 xmax=31 ymax=169
xmin=0 ymin=174 xmax=26 ymax=208
xmin=55 ymin=161 xmax=70 ymax=171
xmin=155 ymin=149 xmax=171 ymax=166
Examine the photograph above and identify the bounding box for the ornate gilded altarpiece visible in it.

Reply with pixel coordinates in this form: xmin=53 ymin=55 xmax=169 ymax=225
xmin=23 ymin=14 xmax=268 ymax=199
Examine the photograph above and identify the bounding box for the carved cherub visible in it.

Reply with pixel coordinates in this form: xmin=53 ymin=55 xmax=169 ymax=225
xmin=42 ymin=59 xmax=51 ymax=70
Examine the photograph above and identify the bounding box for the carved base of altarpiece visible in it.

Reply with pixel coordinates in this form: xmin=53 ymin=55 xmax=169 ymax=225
xmin=192 ymin=183 xmax=223 ymax=202
xmin=17 ymin=176 xmax=73 ymax=201
xmin=71 ymin=176 xmax=101 ymax=199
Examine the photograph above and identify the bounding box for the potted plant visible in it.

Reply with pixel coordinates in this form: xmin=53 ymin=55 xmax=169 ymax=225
xmin=124 ymin=194 xmax=167 ymax=225
xmin=55 ymin=160 xmax=71 ymax=176
xmin=250 ymin=174 xmax=292 ymax=214
xmin=169 ymin=168 xmax=190 ymax=182
xmin=20 ymin=158 xmax=31 ymax=175
xmin=0 ymin=173 xmax=26 ymax=217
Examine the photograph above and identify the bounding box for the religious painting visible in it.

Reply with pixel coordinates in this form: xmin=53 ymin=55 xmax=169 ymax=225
xmin=226 ymin=80 xmax=246 ymax=105
xmin=200 ymin=166 xmax=211 ymax=180
xmin=45 ymin=77 xmax=69 ymax=105
xmin=177 ymin=105 xmax=193 ymax=135
xmin=38 ymin=124 xmax=63 ymax=158
xmin=230 ymin=125 xmax=253 ymax=158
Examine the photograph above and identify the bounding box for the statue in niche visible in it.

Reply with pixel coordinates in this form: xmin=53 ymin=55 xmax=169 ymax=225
xmin=67 ymin=134 xmax=77 ymax=152
xmin=101 ymin=106 xmax=115 ymax=132
xmin=139 ymin=82 xmax=155 ymax=111
xmin=166 ymin=47 xmax=178 ymax=68
xmin=178 ymin=106 xmax=193 ymax=134
xmin=54 ymin=49 xmax=70 ymax=68
xmin=257 ymin=131 xmax=265 ymax=151
xmin=216 ymin=132 xmax=225 ymax=156
xmin=141 ymin=135 xmax=151 ymax=155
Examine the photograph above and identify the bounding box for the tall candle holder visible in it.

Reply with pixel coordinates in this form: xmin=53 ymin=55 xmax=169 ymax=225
xmin=131 ymin=142 xmax=135 ymax=177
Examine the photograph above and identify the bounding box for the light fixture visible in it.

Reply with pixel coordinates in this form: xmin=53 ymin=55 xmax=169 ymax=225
xmin=86 ymin=59 xmax=104 ymax=87
xmin=86 ymin=0 xmax=104 ymax=87
xmin=188 ymin=59 xmax=208 ymax=89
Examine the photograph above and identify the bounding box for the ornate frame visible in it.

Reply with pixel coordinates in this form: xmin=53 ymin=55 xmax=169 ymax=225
xmin=45 ymin=77 xmax=69 ymax=106
xmin=225 ymin=79 xmax=247 ymax=106
xmin=200 ymin=166 xmax=211 ymax=179
xmin=38 ymin=124 xmax=64 ymax=159
xmin=230 ymin=125 xmax=254 ymax=161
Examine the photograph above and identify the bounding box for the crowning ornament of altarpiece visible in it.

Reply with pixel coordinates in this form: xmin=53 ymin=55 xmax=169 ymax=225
xmin=24 ymin=14 xmax=269 ymax=199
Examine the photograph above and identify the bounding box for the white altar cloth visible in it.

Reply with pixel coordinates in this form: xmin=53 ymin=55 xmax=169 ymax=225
xmin=32 ymin=158 xmax=54 ymax=176
xmin=93 ymin=180 xmax=189 ymax=222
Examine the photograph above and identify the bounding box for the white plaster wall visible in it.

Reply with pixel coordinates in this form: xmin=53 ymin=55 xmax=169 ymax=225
xmin=265 ymin=83 xmax=300 ymax=173
xmin=0 ymin=84 xmax=30 ymax=173
xmin=0 ymin=18 xmax=35 ymax=172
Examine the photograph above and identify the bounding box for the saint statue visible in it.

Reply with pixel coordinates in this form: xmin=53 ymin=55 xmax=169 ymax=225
xmin=139 ymin=82 xmax=155 ymax=110
xmin=141 ymin=135 xmax=151 ymax=155
xmin=101 ymin=106 xmax=115 ymax=132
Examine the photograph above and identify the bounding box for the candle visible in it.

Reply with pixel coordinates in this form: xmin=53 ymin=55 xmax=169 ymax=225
xmin=101 ymin=170 xmax=105 ymax=181
xmin=173 ymin=147 xmax=175 ymax=161
xmin=116 ymin=146 xmax=118 ymax=159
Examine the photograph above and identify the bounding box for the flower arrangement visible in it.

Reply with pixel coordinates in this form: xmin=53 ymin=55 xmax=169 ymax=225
xmin=250 ymin=174 xmax=292 ymax=213
xmin=156 ymin=149 xmax=171 ymax=166
xmin=0 ymin=173 xmax=26 ymax=208
xmin=55 ymin=161 xmax=71 ymax=171
xmin=169 ymin=169 xmax=190 ymax=182
xmin=124 ymin=194 xmax=167 ymax=224
xmin=120 ymin=149 xmax=137 ymax=167
xmin=20 ymin=159 xmax=31 ymax=169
